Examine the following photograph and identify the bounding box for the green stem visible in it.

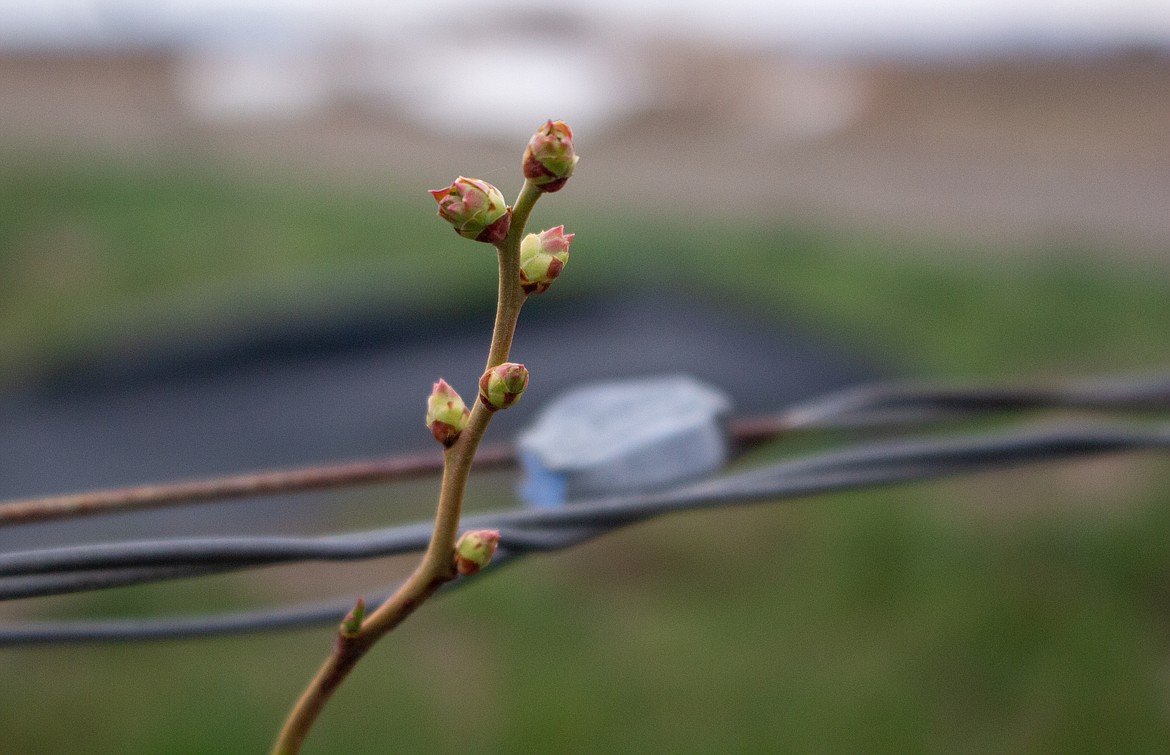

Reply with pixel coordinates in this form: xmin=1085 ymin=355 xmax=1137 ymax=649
xmin=270 ymin=180 xmax=544 ymax=755
xmin=484 ymin=179 xmax=541 ymax=369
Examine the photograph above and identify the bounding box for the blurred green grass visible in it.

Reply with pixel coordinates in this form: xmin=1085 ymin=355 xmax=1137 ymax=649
xmin=1 ymin=156 xmax=1169 ymax=753
xmin=3 ymin=156 xmax=1167 ymax=379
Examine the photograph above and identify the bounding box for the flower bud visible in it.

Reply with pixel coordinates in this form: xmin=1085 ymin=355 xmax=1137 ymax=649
xmin=522 ymin=120 xmax=578 ymax=192
xmin=425 ymin=379 xmax=470 ymax=448
xmin=519 ymin=225 xmax=573 ymax=294
xmin=454 ymin=529 xmax=500 ymax=576
xmin=479 ymin=362 xmax=529 ymax=411
xmin=429 ymin=177 xmax=511 ymax=244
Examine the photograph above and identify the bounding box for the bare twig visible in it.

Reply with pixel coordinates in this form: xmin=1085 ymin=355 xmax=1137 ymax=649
xmin=0 ymin=445 xmax=513 ymax=527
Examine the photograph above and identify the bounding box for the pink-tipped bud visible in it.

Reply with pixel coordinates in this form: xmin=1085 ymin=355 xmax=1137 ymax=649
xmin=522 ymin=120 xmax=579 ymax=192
xmin=454 ymin=529 xmax=500 ymax=576
xmin=429 ymin=177 xmax=511 ymax=244
xmin=425 ymin=379 xmax=470 ymax=448
xmin=479 ymin=362 xmax=529 ymax=411
xmin=340 ymin=597 xmax=365 ymax=637
xmin=519 ymin=225 xmax=573 ymax=294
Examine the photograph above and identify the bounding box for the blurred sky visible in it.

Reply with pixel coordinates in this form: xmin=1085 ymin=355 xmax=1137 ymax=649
xmin=3 ymin=0 xmax=1169 ymax=52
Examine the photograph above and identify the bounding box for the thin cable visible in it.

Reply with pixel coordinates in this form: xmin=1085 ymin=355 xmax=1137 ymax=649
xmin=0 ymin=527 xmax=604 ymax=600
xmin=0 ymin=565 xmax=229 ymax=601
xmin=0 ymin=422 xmax=1166 ymax=587
xmin=0 ymin=549 xmax=538 ymax=646
xmin=731 ymin=372 xmax=1170 ymax=437
xmin=1 ymin=422 xmax=1168 ymax=642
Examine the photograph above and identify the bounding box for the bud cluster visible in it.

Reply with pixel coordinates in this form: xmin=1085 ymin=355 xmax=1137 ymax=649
xmin=424 ymin=122 xmax=579 ymax=445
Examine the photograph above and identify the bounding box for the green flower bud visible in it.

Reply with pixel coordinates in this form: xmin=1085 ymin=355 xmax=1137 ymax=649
xmin=429 ymin=177 xmax=511 ymax=244
xmin=519 ymin=225 xmax=573 ymax=294
xmin=479 ymin=362 xmax=529 ymax=411
xmin=522 ymin=120 xmax=578 ymax=192
xmin=425 ymin=379 xmax=469 ymax=448
xmin=454 ymin=529 xmax=500 ymax=576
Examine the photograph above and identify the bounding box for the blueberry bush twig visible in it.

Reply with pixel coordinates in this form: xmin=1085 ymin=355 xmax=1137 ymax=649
xmin=271 ymin=120 xmax=578 ymax=755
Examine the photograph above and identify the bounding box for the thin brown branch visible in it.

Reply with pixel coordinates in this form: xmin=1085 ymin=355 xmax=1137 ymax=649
xmin=0 ymin=415 xmax=802 ymax=529
xmin=0 ymin=418 xmax=778 ymax=529
xmin=0 ymin=444 xmax=515 ymax=527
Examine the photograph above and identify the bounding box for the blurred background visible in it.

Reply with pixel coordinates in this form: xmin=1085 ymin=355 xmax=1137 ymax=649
xmin=1 ymin=0 xmax=1169 ymax=752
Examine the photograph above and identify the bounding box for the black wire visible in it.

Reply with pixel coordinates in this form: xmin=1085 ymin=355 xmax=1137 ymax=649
xmin=465 ymin=421 xmax=1170 ymax=527
xmin=0 ymin=522 xmax=595 ymax=581
xmin=2 ymin=371 xmax=1168 ymax=644
xmin=0 ymin=549 xmax=531 ymax=646
xmin=0 ymin=565 xmax=229 ymax=601
xmin=0 ymin=422 xmax=1166 ymax=594
xmin=777 ymin=372 xmax=1170 ymax=428
xmin=1 ymin=421 xmax=1168 ymax=644
xmin=0 ymin=527 xmax=607 ymax=601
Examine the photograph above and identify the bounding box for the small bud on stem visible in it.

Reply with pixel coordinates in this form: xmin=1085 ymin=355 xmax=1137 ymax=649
xmin=340 ymin=597 xmax=365 ymax=637
xmin=454 ymin=529 xmax=501 ymax=576
xmin=519 ymin=226 xmax=573 ymax=294
xmin=522 ymin=120 xmax=579 ymax=192
xmin=425 ymin=379 xmax=470 ymax=448
xmin=429 ymin=177 xmax=511 ymax=244
xmin=479 ymin=362 xmax=529 ymax=411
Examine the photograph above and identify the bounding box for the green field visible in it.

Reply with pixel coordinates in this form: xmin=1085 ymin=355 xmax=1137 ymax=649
xmin=1 ymin=156 xmax=1169 ymax=753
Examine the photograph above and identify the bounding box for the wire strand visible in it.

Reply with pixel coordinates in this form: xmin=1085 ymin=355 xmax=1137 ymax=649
xmin=1 ymin=420 xmax=1167 ymax=643
xmin=0 ymin=421 xmax=1166 ymax=587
